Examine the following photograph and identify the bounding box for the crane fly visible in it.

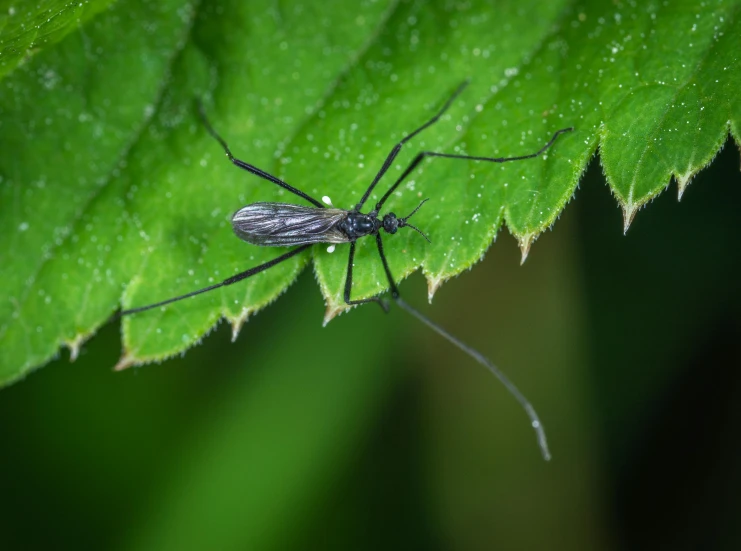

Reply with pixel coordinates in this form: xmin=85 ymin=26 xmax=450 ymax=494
xmin=120 ymin=81 xmax=573 ymax=460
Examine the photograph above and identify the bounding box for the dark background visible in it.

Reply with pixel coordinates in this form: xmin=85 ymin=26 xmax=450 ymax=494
xmin=1 ymin=142 xmax=739 ymax=549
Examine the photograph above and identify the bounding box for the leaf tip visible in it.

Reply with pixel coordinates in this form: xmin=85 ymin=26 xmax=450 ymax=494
xmin=518 ymin=234 xmax=534 ymax=265
xmin=677 ymin=172 xmax=693 ymax=201
xmin=68 ymin=344 xmax=80 ymax=362
xmin=323 ymin=302 xmax=348 ymax=326
xmin=114 ymin=353 xmax=137 ymax=372
xmin=229 ymin=309 xmax=250 ymax=342
xmin=65 ymin=333 xmax=88 ymax=362
xmin=426 ymin=275 xmax=444 ymax=303
xmin=622 ymin=203 xmax=638 ymax=234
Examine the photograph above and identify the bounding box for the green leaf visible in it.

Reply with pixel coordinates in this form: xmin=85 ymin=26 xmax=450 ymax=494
xmin=1 ymin=0 xmax=740 ymax=385
xmin=0 ymin=0 xmax=117 ymax=79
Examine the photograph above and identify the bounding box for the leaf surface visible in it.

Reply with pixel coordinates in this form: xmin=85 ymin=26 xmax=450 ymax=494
xmin=0 ymin=0 xmax=739 ymax=384
xmin=0 ymin=0 xmax=117 ymax=79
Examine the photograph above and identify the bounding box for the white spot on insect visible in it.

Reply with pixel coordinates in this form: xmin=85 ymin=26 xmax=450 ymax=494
xmin=322 ymin=195 xmax=333 ymax=206
xmin=18 ymin=222 xmax=29 ymax=232
xmin=327 ymin=245 xmax=336 ymax=253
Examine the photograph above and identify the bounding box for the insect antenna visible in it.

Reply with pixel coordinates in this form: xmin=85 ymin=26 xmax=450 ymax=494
xmin=401 ymin=198 xmax=429 ymax=220
xmin=399 ymin=222 xmax=432 ymax=243
xmin=401 ymin=222 xmax=430 ymax=243
xmin=397 ymin=198 xmax=431 ymax=242
xmin=395 ymin=297 xmax=551 ymax=461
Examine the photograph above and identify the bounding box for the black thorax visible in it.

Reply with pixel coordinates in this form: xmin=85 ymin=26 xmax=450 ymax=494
xmin=338 ymin=212 xmax=382 ymax=240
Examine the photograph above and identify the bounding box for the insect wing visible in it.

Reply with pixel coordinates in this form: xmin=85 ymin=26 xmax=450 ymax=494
xmin=232 ymin=202 xmax=349 ymax=246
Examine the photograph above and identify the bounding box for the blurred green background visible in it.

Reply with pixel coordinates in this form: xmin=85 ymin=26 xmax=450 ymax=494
xmin=2 ymin=143 xmax=740 ymax=549
xmin=2 ymin=0 xmax=741 ymax=549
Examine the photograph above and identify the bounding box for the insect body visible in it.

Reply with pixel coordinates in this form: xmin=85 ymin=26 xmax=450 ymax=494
xmin=120 ymin=81 xmax=573 ymax=460
xmin=231 ymin=202 xmax=420 ymax=246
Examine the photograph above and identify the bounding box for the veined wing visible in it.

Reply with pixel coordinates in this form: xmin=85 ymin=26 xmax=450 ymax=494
xmin=232 ymin=202 xmax=349 ymax=247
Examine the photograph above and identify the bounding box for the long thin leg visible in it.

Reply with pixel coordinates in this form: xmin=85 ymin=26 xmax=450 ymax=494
xmin=373 ymin=233 xmax=551 ymax=460
xmin=375 ymin=127 xmax=573 ymax=211
xmin=354 ymin=81 xmax=470 ymax=211
xmin=119 ymin=244 xmax=312 ymax=317
xmin=197 ymin=101 xmax=324 ymax=209
xmin=375 ymin=233 xmax=400 ymax=298
xmin=343 ymin=241 xmax=389 ymax=311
